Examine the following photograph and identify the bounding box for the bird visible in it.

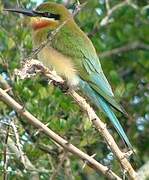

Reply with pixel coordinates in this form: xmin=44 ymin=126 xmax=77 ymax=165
xmin=5 ymin=2 xmax=132 ymax=149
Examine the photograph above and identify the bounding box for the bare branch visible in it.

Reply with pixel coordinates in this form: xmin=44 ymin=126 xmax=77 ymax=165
xmin=100 ymin=1 xmax=128 ymax=26
xmin=50 ymin=148 xmax=67 ymax=180
xmin=15 ymin=59 xmax=137 ymax=179
xmin=100 ymin=0 xmax=139 ymax=26
xmin=2 ymin=2 xmax=138 ymax=179
xmin=105 ymin=0 xmax=110 ymax=14
xmin=3 ymin=125 xmax=9 ymax=180
xmin=0 ymin=87 xmax=122 ymax=180
xmin=89 ymin=0 xmax=140 ymax=37
xmin=99 ymin=41 xmax=149 ymax=58
xmin=64 ymin=156 xmax=74 ymax=180
xmin=10 ymin=121 xmax=25 ymax=165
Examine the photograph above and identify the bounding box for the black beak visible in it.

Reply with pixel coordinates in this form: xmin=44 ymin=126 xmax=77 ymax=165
xmin=4 ymin=8 xmax=38 ymax=17
xmin=4 ymin=8 xmax=60 ymax=20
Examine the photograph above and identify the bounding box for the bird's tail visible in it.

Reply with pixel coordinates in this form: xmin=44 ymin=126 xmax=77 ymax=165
xmin=79 ymin=79 xmax=133 ymax=150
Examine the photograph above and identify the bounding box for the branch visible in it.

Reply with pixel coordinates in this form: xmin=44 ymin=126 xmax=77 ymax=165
xmin=15 ymin=59 xmax=137 ymax=179
xmin=99 ymin=41 xmax=149 ymax=58
xmin=69 ymin=91 xmax=136 ymax=178
xmin=100 ymin=0 xmax=138 ymax=26
xmin=64 ymin=155 xmax=75 ymax=180
xmin=88 ymin=0 xmax=139 ymax=37
xmin=38 ymin=144 xmax=74 ymax=179
xmin=0 ymin=88 xmax=121 ymax=180
xmin=105 ymin=0 xmax=110 ymax=14
xmin=10 ymin=121 xmax=26 ymax=165
xmin=2 ymin=2 xmax=137 ymax=179
xmin=50 ymin=148 xmax=67 ymax=180
xmin=0 ymin=123 xmax=40 ymax=179
xmin=3 ymin=125 xmax=9 ymax=180
xmin=100 ymin=1 xmax=128 ymax=26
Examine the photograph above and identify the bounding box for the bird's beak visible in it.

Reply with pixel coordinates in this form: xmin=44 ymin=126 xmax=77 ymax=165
xmin=4 ymin=8 xmax=60 ymax=20
xmin=4 ymin=8 xmax=38 ymax=17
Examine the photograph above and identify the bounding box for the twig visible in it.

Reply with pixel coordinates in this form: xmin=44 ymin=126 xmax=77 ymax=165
xmin=64 ymin=156 xmax=74 ymax=180
xmin=15 ymin=59 xmax=137 ymax=179
xmin=99 ymin=41 xmax=149 ymax=58
xmin=105 ymin=0 xmax=110 ymax=14
xmin=89 ymin=0 xmax=139 ymax=37
xmin=3 ymin=126 xmax=9 ymax=180
xmin=38 ymin=144 xmax=58 ymax=156
xmin=33 ymin=122 xmax=50 ymax=136
xmin=0 ymin=87 xmax=122 ymax=180
xmin=88 ymin=1 xmax=131 ymax=36
xmin=100 ymin=1 xmax=128 ymax=26
xmin=0 ymin=119 xmax=40 ymax=179
xmin=0 ymin=74 xmax=40 ymax=178
xmin=50 ymin=149 xmax=67 ymax=180
xmin=5 ymin=136 xmax=40 ymax=176
xmin=10 ymin=121 xmax=25 ymax=165
xmin=101 ymin=0 xmax=138 ymax=26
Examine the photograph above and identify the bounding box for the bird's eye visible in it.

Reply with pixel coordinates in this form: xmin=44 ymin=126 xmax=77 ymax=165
xmin=33 ymin=10 xmax=60 ymax=20
xmin=43 ymin=12 xmax=60 ymax=20
xmin=43 ymin=12 xmax=51 ymax=18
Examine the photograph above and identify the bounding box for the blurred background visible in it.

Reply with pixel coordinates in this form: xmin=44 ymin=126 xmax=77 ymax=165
xmin=0 ymin=0 xmax=149 ymax=179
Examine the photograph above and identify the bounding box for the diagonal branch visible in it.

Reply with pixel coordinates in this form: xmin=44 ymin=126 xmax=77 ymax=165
xmin=0 ymin=87 xmax=121 ymax=180
xmin=15 ymin=59 xmax=137 ymax=179
xmin=100 ymin=0 xmax=138 ymax=26
xmin=88 ymin=0 xmax=140 ymax=37
xmin=3 ymin=2 xmax=137 ymax=179
xmin=99 ymin=41 xmax=149 ymax=58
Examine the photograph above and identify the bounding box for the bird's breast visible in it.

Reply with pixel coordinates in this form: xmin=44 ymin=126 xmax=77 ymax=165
xmin=38 ymin=46 xmax=79 ymax=87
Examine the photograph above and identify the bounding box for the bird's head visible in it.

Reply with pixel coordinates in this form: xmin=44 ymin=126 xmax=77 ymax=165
xmin=4 ymin=2 xmax=72 ymax=31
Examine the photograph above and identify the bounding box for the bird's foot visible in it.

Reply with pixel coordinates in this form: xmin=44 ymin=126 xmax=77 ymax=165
xmin=52 ymin=80 xmax=69 ymax=93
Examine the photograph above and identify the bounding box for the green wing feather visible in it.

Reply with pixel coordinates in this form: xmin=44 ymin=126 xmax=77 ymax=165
xmin=51 ymin=22 xmax=124 ymax=113
xmin=50 ymin=21 xmax=133 ymax=149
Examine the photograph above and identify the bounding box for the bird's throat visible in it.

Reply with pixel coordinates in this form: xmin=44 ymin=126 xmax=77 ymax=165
xmin=31 ymin=17 xmax=59 ymax=30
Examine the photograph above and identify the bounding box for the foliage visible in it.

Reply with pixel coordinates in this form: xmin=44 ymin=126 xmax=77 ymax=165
xmin=0 ymin=0 xmax=149 ymax=179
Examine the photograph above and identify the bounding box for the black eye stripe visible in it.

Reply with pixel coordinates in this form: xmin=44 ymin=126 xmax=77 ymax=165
xmin=45 ymin=13 xmax=60 ymax=20
xmin=33 ymin=10 xmax=60 ymax=20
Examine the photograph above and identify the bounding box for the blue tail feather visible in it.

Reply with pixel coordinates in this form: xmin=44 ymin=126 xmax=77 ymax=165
xmin=79 ymin=79 xmax=132 ymax=149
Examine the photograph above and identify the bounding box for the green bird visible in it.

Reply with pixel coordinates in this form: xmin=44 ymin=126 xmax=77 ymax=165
xmin=5 ymin=2 xmax=132 ymax=149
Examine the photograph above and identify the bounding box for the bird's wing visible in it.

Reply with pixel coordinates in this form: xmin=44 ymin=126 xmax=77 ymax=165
xmin=80 ymin=51 xmax=125 ymax=113
xmin=75 ymin=37 xmax=124 ymax=113
xmin=51 ymin=24 xmax=124 ymax=113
